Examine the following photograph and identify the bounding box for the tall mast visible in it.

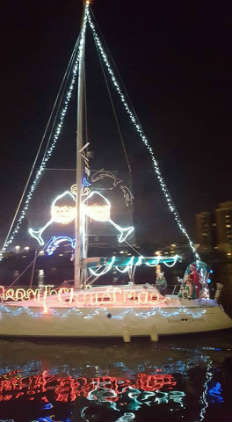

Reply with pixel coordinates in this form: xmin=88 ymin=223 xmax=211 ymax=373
xmin=74 ymin=1 xmax=89 ymax=289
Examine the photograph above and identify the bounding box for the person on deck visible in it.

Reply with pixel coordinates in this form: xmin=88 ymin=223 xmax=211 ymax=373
xmin=189 ymin=263 xmax=201 ymax=298
xmin=155 ymin=264 xmax=167 ymax=295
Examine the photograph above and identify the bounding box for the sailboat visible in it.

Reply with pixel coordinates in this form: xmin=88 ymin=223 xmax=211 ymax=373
xmin=0 ymin=0 xmax=231 ymax=341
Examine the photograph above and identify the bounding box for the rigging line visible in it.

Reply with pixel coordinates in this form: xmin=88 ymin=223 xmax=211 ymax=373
xmin=0 ymin=35 xmax=80 ymax=255
xmin=89 ymin=9 xmax=139 ymax=138
xmin=124 ymin=240 xmax=142 ymax=256
xmin=43 ymin=37 xmax=81 ymax=157
xmin=84 ymin=54 xmax=88 ymax=147
xmin=87 ymin=10 xmax=200 ymax=261
xmin=9 ymin=259 xmax=35 ymax=288
xmin=95 ymin=26 xmax=132 ymax=176
xmin=9 ymin=247 xmax=45 ymax=288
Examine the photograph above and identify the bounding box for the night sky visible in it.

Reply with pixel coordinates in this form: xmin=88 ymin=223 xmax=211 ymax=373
xmin=0 ymin=0 xmax=231 ymax=248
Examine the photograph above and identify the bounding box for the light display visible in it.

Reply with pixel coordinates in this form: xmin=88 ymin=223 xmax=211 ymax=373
xmin=28 ymin=191 xmax=76 ymax=246
xmin=89 ymin=256 xmax=116 ymax=276
xmin=87 ymin=10 xmax=200 ymax=261
xmin=0 ymin=284 xmax=208 ymax=319
xmin=145 ymin=254 xmax=180 ymax=268
xmin=45 ymin=235 xmax=76 ymax=256
xmin=84 ymin=204 xmax=110 ymax=221
xmin=91 ymin=169 xmax=134 ymax=207
xmin=29 ymin=189 xmax=134 ymax=247
xmin=82 ymin=191 xmax=134 ymax=242
xmin=88 ymin=255 xmax=180 ymax=276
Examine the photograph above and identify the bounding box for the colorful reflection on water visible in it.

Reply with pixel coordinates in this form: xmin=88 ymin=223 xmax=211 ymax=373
xmin=0 ymin=334 xmax=231 ymax=421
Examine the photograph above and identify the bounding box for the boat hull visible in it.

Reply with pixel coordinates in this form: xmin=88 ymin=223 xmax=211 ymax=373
xmin=1 ymin=303 xmax=231 ymax=342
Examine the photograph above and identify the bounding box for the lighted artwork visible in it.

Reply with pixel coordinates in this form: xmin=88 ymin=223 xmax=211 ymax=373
xmin=46 ymin=235 xmax=76 ymax=256
xmin=29 ymin=191 xmax=75 ymax=246
xmin=82 ymin=191 xmax=134 ymax=242
xmin=29 ymin=189 xmax=134 ymax=247
xmin=84 ymin=204 xmax=110 ymax=222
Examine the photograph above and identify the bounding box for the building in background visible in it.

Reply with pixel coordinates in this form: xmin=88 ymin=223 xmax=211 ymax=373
xmin=215 ymin=201 xmax=232 ymax=256
xmin=195 ymin=201 xmax=232 ymax=258
xmin=195 ymin=211 xmax=213 ymax=254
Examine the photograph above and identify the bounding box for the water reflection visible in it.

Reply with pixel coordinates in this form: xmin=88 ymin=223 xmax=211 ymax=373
xmin=0 ymin=334 xmax=231 ymax=421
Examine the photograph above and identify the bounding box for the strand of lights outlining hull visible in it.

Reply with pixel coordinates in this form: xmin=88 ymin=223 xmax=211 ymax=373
xmin=0 ymin=3 xmax=90 ymax=258
xmin=87 ymin=10 xmax=200 ymax=261
xmin=0 ymin=304 xmax=207 ymax=320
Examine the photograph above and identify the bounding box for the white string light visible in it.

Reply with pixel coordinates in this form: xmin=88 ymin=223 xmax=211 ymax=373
xmin=87 ymin=10 xmax=200 ymax=261
xmin=135 ymin=307 xmax=206 ymax=319
xmin=0 ymin=303 xmax=206 ymax=320
xmin=89 ymin=256 xmax=116 ymax=276
xmin=0 ymin=4 xmax=90 ymax=257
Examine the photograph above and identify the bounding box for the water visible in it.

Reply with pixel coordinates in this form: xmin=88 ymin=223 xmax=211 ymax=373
xmin=0 ymin=332 xmax=232 ymax=422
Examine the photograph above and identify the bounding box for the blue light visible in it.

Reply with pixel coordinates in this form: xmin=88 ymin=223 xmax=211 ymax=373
xmin=45 ymin=235 xmax=76 ymax=256
xmin=42 ymin=402 xmax=53 ymax=410
xmin=83 ymin=176 xmax=91 ymax=187
xmin=208 ymin=382 xmax=224 ymax=404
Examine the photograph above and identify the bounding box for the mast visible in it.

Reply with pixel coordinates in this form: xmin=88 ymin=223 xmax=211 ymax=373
xmin=74 ymin=1 xmax=89 ymax=289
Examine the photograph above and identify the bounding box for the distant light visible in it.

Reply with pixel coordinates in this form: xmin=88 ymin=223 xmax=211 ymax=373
xmin=24 ymin=246 xmax=30 ymax=251
xmin=15 ymin=245 xmax=20 ymax=250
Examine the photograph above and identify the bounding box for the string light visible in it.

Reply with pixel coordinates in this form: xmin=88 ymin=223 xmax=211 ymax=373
xmin=89 ymin=256 xmax=116 ymax=276
xmin=0 ymin=303 xmax=207 ymax=320
xmin=135 ymin=307 xmax=206 ymax=319
xmin=145 ymin=255 xmax=180 ymax=268
xmin=87 ymin=10 xmax=200 ymax=261
xmin=0 ymin=3 xmax=90 ymax=257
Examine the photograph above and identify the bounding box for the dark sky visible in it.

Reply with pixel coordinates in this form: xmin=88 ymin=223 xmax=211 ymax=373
xmin=0 ymin=0 xmax=232 ymax=247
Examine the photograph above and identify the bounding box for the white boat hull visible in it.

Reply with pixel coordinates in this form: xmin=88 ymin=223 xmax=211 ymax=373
xmin=1 ymin=300 xmax=231 ymax=342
